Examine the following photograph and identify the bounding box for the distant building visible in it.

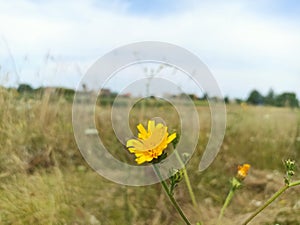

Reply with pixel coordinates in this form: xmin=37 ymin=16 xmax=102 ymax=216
xmin=99 ymin=88 xmax=111 ymax=97
xmin=121 ymin=93 xmax=131 ymax=98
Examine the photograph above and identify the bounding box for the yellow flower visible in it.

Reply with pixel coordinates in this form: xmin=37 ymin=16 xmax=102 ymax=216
xmin=237 ymin=164 xmax=250 ymax=180
xmin=126 ymin=120 xmax=176 ymax=164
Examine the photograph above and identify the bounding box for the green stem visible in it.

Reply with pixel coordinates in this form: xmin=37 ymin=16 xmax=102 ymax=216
xmin=289 ymin=180 xmax=300 ymax=187
xmin=174 ymin=151 xmax=198 ymax=208
xmin=242 ymin=180 xmax=300 ymax=225
xmin=218 ymin=186 xmax=236 ymax=225
xmin=153 ymin=164 xmax=191 ymax=225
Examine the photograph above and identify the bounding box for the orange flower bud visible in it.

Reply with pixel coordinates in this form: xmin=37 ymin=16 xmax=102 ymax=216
xmin=237 ymin=164 xmax=250 ymax=180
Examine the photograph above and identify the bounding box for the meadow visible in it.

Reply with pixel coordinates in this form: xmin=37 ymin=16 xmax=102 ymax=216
xmin=0 ymin=87 xmax=300 ymax=225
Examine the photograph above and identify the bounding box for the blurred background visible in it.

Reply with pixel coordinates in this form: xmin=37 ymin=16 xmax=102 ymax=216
xmin=0 ymin=1 xmax=300 ymax=224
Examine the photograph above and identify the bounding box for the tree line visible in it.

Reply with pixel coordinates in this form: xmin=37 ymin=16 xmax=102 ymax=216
xmin=13 ymin=84 xmax=300 ymax=108
xmin=245 ymin=89 xmax=299 ymax=108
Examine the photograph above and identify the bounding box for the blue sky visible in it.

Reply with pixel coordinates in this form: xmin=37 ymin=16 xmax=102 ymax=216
xmin=0 ymin=0 xmax=300 ymax=99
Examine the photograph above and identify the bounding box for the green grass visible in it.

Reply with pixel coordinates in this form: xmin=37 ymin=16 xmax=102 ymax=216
xmin=0 ymin=88 xmax=300 ymax=225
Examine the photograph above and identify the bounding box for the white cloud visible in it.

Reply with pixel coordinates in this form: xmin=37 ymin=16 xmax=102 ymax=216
xmin=0 ymin=0 xmax=299 ymax=97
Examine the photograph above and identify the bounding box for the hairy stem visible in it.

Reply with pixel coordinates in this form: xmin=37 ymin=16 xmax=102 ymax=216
xmin=174 ymin=151 xmax=198 ymax=208
xmin=218 ymin=186 xmax=236 ymax=224
xmin=153 ymin=164 xmax=191 ymax=225
xmin=242 ymin=180 xmax=300 ymax=225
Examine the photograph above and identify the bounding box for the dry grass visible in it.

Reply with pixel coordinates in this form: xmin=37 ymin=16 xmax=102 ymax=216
xmin=0 ymin=88 xmax=300 ymax=225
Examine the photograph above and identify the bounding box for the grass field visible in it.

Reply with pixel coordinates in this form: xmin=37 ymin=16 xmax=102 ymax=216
xmin=0 ymin=87 xmax=300 ymax=225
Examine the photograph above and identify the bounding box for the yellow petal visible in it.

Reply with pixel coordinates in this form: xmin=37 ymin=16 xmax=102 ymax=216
xmin=137 ymin=123 xmax=148 ymax=139
xmin=148 ymin=120 xmax=155 ymax=133
xmin=126 ymin=139 xmax=144 ymax=151
xmin=136 ymin=155 xmax=147 ymax=164
xmin=127 ymin=147 xmax=136 ymax=153
xmin=155 ymin=123 xmax=164 ymax=129
xmin=167 ymin=133 xmax=177 ymax=143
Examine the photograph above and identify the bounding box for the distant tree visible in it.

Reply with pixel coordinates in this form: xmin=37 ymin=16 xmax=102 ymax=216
xmin=275 ymin=92 xmax=299 ymax=108
xmin=17 ymin=84 xmax=34 ymax=93
xmin=188 ymin=94 xmax=197 ymax=100
xmin=265 ymin=88 xmax=275 ymax=106
xmin=55 ymin=87 xmax=75 ymax=102
xmin=247 ymin=90 xmax=264 ymax=105
xmin=224 ymin=96 xmax=229 ymax=104
xmin=235 ymin=98 xmax=243 ymax=104
xmin=110 ymin=92 xmax=118 ymax=99
xmin=199 ymin=92 xmax=208 ymax=100
xmin=82 ymin=83 xmax=87 ymax=92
